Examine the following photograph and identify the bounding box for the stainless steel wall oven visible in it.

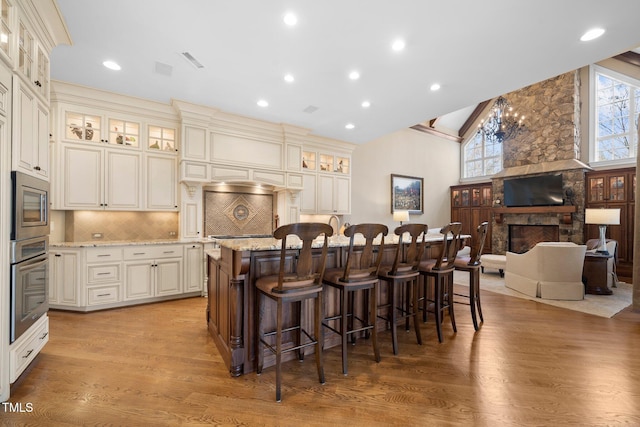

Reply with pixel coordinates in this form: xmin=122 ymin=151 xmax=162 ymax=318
xmin=10 ymin=236 xmax=49 ymax=343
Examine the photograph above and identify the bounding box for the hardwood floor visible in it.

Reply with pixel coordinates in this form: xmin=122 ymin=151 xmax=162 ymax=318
xmin=4 ymin=287 xmax=640 ymax=426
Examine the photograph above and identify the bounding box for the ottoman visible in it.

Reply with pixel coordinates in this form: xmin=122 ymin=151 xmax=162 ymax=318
xmin=480 ymin=254 xmax=506 ymax=277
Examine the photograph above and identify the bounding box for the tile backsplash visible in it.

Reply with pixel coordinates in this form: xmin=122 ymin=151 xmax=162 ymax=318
xmin=204 ymin=191 xmax=273 ymax=236
xmin=63 ymin=211 xmax=179 ymax=242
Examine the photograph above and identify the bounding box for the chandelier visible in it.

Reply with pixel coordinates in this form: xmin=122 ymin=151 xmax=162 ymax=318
xmin=477 ymin=96 xmax=525 ymax=143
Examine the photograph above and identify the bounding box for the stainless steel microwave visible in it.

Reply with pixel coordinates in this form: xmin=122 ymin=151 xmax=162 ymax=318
xmin=11 ymin=171 xmax=50 ymax=241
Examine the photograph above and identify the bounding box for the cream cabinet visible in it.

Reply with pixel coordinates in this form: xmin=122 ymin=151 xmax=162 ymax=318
xmin=123 ymin=245 xmax=183 ymax=301
xmin=183 ymin=243 xmax=203 ymax=293
xmin=12 ymin=78 xmax=49 ymax=179
xmin=57 ymin=144 xmax=141 ymax=210
xmin=317 ymin=175 xmax=351 ymax=214
xmin=63 ymin=110 xmax=141 ymax=148
xmin=49 ymin=248 xmax=80 ymax=309
xmin=85 ymin=247 xmax=123 ymax=307
xmin=9 ymin=315 xmax=48 ymax=383
xmin=300 ymin=173 xmax=317 ymax=213
xmin=145 ymin=153 xmax=178 ymax=211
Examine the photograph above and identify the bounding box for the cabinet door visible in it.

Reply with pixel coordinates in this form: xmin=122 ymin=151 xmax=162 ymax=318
xmin=124 ymin=261 xmax=153 ymax=300
xmin=50 ymin=250 xmax=80 ymax=306
xmin=334 ymin=176 xmax=350 ymax=214
xmin=183 ymin=125 xmax=208 ymax=161
xmin=12 ymin=80 xmax=36 ymax=175
xmin=184 ymin=245 xmax=203 ymax=293
xmin=300 ymin=174 xmax=317 ymax=213
xmin=62 ymin=144 xmax=103 ymax=209
xmin=155 ymin=258 xmax=182 ymax=296
xmin=35 ymin=101 xmax=49 ymax=179
xmin=317 ymin=175 xmax=335 ymax=213
xmin=145 ymin=154 xmax=177 ymax=210
xmin=105 ymin=150 xmax=141 ymax=210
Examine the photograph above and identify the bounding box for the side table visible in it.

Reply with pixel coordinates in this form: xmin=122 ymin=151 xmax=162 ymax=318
xmin=582 ymin=253 xmax=613 ymax=295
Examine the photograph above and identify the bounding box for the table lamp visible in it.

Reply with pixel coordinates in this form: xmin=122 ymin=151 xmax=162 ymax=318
xmin=393 ymin=210 xmax=410 ymax=225
xmin=585 ymin=208 xmax=620 ymax=255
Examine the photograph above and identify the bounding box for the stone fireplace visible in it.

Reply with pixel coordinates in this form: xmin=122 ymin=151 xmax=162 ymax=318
xmin=488 ymin=71 xmax=591 ymax=254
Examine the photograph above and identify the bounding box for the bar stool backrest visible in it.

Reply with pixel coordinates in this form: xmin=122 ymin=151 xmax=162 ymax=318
xmin=389 ymin=223 xmax=428 ymax=275
xmin=340 ymin=223 xmax=389 ymax=282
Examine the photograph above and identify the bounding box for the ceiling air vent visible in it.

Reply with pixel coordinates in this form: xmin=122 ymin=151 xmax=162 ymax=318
xmin=154 ymin=61 xmax=173 ymax=76
xmin=181 ymin=52 xmax=204 ymax=69
xmin=303 ymin=105 xmax=318 ymax=114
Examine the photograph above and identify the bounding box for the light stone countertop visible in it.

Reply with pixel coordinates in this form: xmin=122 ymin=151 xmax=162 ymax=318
xmin=207 ymin=232 xmax=465 ymax=253
xmin=50 ymin=239 xmax=207 ymax=248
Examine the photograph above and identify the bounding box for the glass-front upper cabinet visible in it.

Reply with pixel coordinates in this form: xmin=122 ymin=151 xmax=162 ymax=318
xmin=0 ymin=0 xmax=12 ymax=59
xmin=319 ymin=154 xmax=333 ymax=172
xmin=608 ymin=175 xmax=625 ymax=201
xmin=148 ymin=125 xmax=176 ymax=152
xmin=587 ymin=177 xmax=605 ymax=202
xmin=335 ymin=156 xmax=349 ymax=174
xmin=65 ymin=111 xmax=102 ymax=142
xmin=35 ymin=44 xmax=49 ymax=99
xmin=109 ymin=119 xmax=139 ymax=147
xmin=302 ymin=151 xmax=316 ymax=170
xmin=17 ymin=20 xmax=33 ymax=79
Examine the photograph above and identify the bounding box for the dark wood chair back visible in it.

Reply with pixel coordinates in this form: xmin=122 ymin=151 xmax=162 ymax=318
xmin=433 ymin=222 xmax=463 ymax=271
xmin=468 ymin=222 xmax=489 ymax=266
xmin=272 ymin=222 xmax=334 ymax=294
xmin=389 ymin=223 xmax=428 ymax=275
xmin=340 ymin=223 xmax=389 ymax=282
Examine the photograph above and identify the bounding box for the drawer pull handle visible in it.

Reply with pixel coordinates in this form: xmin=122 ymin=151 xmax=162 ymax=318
xmin=97 ymin=272 xmax=110 ymax=276
xmin=22 ymin=349 xmax=34 ymax=358
xmin=133 ymin=252 xmax=146 ymax=255
xmin=40 ymin=332 xmax=48 ymax=340
xmin=97 ymin=293 xmax=110 ymax=297
xmin=97 ymin=254 xmax=111 ymax=257
xmin=163 ymin=251 xmax=175 ymax=254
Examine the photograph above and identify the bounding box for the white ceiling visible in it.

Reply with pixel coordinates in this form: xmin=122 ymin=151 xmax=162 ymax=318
xmin=50 ymin=1 xmax=640 ymax=144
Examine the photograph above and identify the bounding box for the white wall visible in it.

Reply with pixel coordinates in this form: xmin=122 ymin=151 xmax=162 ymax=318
xmin=350 ymin=128 xmax=461 ymax=232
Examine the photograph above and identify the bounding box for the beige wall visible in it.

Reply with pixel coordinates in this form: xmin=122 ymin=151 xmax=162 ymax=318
xmin=350 ymin=128 xmax=461 ymax=232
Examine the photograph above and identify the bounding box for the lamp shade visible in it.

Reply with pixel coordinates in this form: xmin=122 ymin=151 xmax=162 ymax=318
xmin=585 ymin=208 xmax=620 ymax=225
xmin=393 ymin=210 xmax=410 ymax=222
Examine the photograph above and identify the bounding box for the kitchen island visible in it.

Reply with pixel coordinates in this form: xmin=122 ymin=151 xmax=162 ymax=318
xmin=206 ymin=232 xmax=465 ymax=376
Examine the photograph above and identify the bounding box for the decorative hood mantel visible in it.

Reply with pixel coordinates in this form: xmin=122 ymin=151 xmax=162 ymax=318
xmin=492 ymin=159 xmax=592 ymax=179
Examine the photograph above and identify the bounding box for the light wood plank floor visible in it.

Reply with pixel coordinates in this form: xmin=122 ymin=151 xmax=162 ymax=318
xmin=4 ymin=286 xmax=640 ymax=426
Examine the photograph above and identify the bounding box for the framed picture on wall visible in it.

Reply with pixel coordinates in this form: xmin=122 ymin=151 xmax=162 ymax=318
xmin=391 ymin=174 xmax=424 ymax=214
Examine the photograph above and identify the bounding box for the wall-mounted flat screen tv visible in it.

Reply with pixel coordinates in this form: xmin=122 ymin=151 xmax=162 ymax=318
xmin=503 ymin=174 xmax=564 ymax=207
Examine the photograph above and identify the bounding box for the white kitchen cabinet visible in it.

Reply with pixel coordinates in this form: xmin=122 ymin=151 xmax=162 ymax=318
xmin=12 ymin=78 xmax=49 ymax=179
xmin=16 ymin=14 xmax=50 ymax=102
xmin=58 ymin=143 xmax=141 ymax=210
xmin=123 ymin=245 xmax=183 ymax=301
xmin=182 ymin=125 xmax=209 ymax=161
xmin=317 ymin=175 xmax=350 ymax=214
xmin=85 ymin=247 xmax=123 ymax=307
xmin=145 ymin=153 xmax=178 ymax=210
xmin=184 ymin=243 xmax=203 ymax=293
xmin=300 ymin=173 xmax=317 ymax=213
xmin=49 ymin=248 xmax=80 ymax=308
xmin=62 ymin=109 xmax=141 ymax=149
xmin=9 ymin=315 xmax=48 ymax=383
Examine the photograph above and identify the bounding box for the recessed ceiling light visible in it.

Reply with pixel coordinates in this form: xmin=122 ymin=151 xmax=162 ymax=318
xmin=430 ymin=83 xmax=441 ymax=91
xmin=349 ymin=71 xmax=360 ymax=80
xmin=257 ymin=99 xmax=269 ymax=107
xmin=580 ymin=28 xmax=605 ymax=42
xmin=361 ymin=100 xmax=371 ymax=108
xmin=392 ymin=39 xmax=406 ymax=51
xmin=103 ymin=60 xmax=121 ymax=71
xmin=284 ymin=73 xmax=294 ymax=83
xmin=345 ymin=123 xmax=355 ymax=130
xmin=283 ymin=12 xmax=297 ymax=26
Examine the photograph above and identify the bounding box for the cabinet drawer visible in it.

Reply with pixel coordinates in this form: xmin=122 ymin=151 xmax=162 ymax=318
xmin=86 ymin=247 xmax=123 ymax=263
xmin=124 ymin=245 xmax=182 ymax=259
xmin=87 ymin=285 xmax=121 ymax=305
xmin=87 ymin=263 xmax=120 ymax=283
xmin=9 ymin=315 xmax=49 ymax=383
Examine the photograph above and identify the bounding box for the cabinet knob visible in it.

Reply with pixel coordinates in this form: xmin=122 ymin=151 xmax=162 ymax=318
xmin=34 ymin=166 xmax=41 ymax=171
xmin=34 ymin=80 xmax=41 ymax=87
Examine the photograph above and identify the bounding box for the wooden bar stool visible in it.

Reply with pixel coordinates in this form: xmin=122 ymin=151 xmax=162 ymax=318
xmin=453 ymin=222 xmax=489 ymax=331
xmin=255 ymin=222 xmax=333 ymax=402
xmin=377 ymin=223 xmax=428 ymax=355
xmin=322 ymin=223 xmax=388 ymax=375
xmin=419 ymin=222 xmax=463 ymax=343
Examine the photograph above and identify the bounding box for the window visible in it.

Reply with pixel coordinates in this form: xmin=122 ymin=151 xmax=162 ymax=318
xmin=592 ymin=66 xmax=640 ymax=163
xmin=462 ymin=126 xmax=502 ymax=179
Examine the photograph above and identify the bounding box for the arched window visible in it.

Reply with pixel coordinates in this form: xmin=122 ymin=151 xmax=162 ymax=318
xmin=462 ymin=122 xmax=502 ymax=179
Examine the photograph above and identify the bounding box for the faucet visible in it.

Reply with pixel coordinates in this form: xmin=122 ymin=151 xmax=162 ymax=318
xmin=328 ymin=215 xmax=340 ymax=236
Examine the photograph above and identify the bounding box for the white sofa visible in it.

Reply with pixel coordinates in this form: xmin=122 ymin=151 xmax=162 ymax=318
xmin=505 ymin=242 xmax=587 ymax=300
